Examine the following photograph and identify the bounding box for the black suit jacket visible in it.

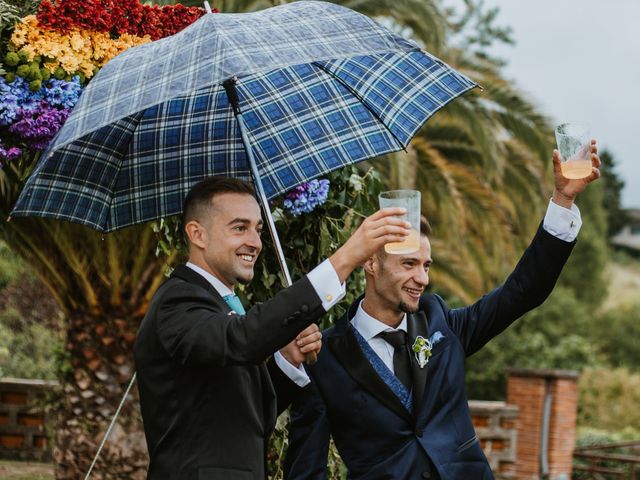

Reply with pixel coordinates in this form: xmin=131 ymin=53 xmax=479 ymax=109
xmin=285 ymin=225 xmax=575 ymax=480
xmin=134 ymin=265 xmax=325 ymax=480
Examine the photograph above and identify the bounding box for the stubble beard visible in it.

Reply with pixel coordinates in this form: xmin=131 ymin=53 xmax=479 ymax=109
xmin=399 ymin=301 xmax=419 ymax=314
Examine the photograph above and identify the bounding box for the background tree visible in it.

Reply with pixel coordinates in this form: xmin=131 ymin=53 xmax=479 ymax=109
xmin=599 ymin=149 xmax=628 ymax=237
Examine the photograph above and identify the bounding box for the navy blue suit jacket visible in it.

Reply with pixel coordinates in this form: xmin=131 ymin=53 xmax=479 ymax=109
xmin=285 ymin=225 xmax=575 ymax=480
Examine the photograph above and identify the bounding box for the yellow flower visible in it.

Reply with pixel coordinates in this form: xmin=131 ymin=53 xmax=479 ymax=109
xmin=19 ymin=45 xmax=36 ymax=61
xmin=7 ymin=16 xmax=152 ymax=77
xmin=43 ymin=61 xmax=59 ymax=73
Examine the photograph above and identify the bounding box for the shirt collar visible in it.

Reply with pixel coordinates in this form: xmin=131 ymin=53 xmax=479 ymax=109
xmin=186 ymin=262 xmax=233 ymax=297
xmin=351 ymin=299 xmax=407 ymax=341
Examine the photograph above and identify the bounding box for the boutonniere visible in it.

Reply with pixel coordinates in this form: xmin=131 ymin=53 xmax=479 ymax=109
xmin=412 ymin=336 xmax=433 ymax=368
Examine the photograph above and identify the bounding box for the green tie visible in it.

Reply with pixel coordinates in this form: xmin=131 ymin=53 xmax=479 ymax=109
xmin=223 ymin=294 xmax=246 ymax=315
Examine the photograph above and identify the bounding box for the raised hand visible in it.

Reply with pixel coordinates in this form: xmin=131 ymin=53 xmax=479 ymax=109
xmin=329 ymin=207 xmax=411 ymax=283
xmin=552 ymin=139 xmax=601 ymax=208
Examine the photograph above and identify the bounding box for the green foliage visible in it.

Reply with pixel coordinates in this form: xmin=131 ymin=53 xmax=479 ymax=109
xmin=0 ymin=240 xmax=25 ymax=288
xmin=599 ymin=150 xmax=628 ymax=237
xmin=578 ymin=367 xmax=640 ymax=433
xmin=465 ymin=286 xmax=602 ymax=400
xmin=0 ymin=307 xmax=61 ymax=379
xmin=556 ymin=177 xmax=609 ymax=309
xmin=595 ymin=303 xmax=640 ymax=371
xmin=576 ymin=426 xmax=640 ymax=447
xmin=239 ymin=166 xmax=383 ymax=330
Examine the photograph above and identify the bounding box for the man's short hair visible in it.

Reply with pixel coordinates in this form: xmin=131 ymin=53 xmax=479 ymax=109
xmin=182 ymin=176 xmax=256 ymax=227
xmin=420 ymin=215 xmax=432 ymax=237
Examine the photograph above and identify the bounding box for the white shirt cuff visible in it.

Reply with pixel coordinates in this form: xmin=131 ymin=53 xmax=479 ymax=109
xmin=274 ymin=351 xmax=310 ymax=387
xmin=543 ymin=199 xmax=582 ymax=242
xmin=307 ymin=258 xmax=346 ymax=311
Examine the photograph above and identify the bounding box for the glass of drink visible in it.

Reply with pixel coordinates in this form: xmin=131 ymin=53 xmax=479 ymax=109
xmin=378 ymin=189 xmax=421 ymax=254
xmin=555 ymin=123 xmax=593 ymax=179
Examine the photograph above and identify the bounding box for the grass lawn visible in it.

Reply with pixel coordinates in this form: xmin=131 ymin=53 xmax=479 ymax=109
xmin=0 ymin=460 xmax=54 ymax=480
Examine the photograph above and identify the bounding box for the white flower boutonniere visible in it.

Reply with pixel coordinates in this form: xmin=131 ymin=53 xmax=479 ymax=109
xmin=412 ymin=335 xmax=433 ymax=368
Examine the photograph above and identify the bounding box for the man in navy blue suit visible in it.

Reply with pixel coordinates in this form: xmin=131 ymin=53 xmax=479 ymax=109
xmin=284 ymin=144 xmax=602 ymax=479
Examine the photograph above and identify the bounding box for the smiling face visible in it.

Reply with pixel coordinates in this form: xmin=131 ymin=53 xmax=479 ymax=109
xmin=185 ymin=192 xmax=263 ymax=290
xmin=362 ymin=235 xmax=432 ymax=327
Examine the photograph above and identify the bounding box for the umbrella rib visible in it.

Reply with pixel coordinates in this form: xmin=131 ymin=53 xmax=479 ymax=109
xmin=311 ymin=61 xmax=408 ymax=153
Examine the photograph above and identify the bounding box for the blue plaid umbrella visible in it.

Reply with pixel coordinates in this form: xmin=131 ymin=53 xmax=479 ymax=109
xmin=12 ymin=0 xmax=476 ymax=280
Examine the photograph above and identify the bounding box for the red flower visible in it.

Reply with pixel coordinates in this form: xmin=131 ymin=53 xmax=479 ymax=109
xmin=36 ymin=0 xmax=207 ymax=39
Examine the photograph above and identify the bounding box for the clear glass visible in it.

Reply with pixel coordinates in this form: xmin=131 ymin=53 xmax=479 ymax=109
xmin=378 ymin=189 xmax=421 ymax=254
xmin=555 ymin=123 xmax=592 ymax=179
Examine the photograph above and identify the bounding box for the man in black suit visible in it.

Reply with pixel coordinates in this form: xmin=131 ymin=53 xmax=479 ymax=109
xmin=134 ymin=176 xmax=411 ymax=479
xmin=285 ymin=144 xmax=602 ymax=479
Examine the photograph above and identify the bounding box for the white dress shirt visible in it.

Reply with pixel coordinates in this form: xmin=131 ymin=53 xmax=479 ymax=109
xmin=186 ymin=258 xmax=346 ymax=387
xmin=351 ymin=301 xmax=408 ymax=374
xmin=352 ymin=199 xmax=582 ymax=365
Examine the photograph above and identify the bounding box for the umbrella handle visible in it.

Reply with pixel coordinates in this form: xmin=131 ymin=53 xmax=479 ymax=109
xmin=305 ymin=351 xmax=318 ymax=365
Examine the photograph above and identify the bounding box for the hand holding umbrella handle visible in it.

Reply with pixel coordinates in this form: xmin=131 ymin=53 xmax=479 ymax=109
xmin=281 ymin=324 xmax=321 ymax=366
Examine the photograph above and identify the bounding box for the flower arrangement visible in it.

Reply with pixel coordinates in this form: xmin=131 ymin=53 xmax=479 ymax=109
xmin=0 ymin=75 xmax=80 ymax=160
xmin=282 ymin=179 xmax=330 ymax=216
xmin=0 ymin=0 xmax=207 ymax=168
xmin=37 ymin=0 xmax=207 ymax=40
xmin=7 ymin=15 xmax=152 ymax=82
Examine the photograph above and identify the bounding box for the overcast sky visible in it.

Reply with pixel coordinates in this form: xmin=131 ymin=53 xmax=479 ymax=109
xmin=445 ymin=0 xmax=640 ymax=208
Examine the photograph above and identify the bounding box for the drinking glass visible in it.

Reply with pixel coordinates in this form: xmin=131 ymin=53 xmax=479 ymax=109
xmin=555 ymin=123 xmax=593 ymax=179
xmin=378 ymin=190 xmax=421 ymax=254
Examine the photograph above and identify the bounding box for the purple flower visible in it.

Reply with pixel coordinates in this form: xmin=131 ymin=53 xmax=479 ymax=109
xmin=0 ymin=141 xmax=22 ymax=168
xmin=8 ymin=102 xmax=71 ymax=151
xmin=283 ymin=179 xmax=330 ymax=216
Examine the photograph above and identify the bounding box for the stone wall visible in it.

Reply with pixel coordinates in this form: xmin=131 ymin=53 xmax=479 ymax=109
xmin=469 ymin=400 xmax=518 ymax=478
xmin=0 ymin=371 xmax=580 ymax=478
xmin=0 ymin=378 xmax=57 ymax=461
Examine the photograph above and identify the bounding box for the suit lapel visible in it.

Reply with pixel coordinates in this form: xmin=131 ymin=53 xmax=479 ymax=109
xmin=329 ymin=306 xmax=413 ymax=424
xmin=407 ymin=310 xmax=430 ymax=416
xmin=172 ymin=264 xmax=277 ymax=431
xmin=171 ymin=264 xmax=231 ymax=311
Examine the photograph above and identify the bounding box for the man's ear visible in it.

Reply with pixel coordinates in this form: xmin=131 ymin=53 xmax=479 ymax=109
xmin=184 ymin=220 xmax=207 ymax=249
xmin=363 ymin=256 xmax=377 ymax=276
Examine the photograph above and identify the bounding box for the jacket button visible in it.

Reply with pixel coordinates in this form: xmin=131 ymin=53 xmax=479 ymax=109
xmin=422 ymin=472 xmax=431 ymax=479
xmin=284 ymin=316 xmax=293 ymax=325
xmin=415 ymin=430 xmax=423 ymax=437
xmin=300 ymin=304 xmax=309 ymax=313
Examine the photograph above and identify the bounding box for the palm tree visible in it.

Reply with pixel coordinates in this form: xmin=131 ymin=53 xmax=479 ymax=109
xmin=370 ymin=24 xmax=555 ymax=302
xmin=1 ymin=161 xmax=176 ymax=478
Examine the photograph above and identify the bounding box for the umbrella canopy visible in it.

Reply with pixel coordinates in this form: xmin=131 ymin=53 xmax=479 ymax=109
xmin=12 ymin=0 xmax=476 ymax=232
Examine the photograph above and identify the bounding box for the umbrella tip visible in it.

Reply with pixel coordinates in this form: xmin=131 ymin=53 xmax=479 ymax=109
xmin=203 ymin=1 xmax=212 ymax=13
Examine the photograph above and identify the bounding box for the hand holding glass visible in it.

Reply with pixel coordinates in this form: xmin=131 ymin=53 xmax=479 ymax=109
xmin=378 ymin=190 xmax=421 ymax=254
xmin=555 ymin=123 xmax=592 ymax=179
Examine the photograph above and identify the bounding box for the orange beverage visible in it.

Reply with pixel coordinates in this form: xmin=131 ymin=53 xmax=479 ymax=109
xmin=384 ymin=229 xmax=421 ymax=254
xmin=560 ymin=160 xmax=592 ymax=179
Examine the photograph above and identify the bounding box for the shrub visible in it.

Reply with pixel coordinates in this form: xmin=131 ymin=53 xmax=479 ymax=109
xmin=578 ymin=367 xmax=640 ymax=433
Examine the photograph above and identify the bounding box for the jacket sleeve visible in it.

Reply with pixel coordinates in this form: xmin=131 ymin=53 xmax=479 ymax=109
xmin=155 ymin=275 xmax=324 ymax=367
xmin=284 ymin=379 xmax=331 ymax=480
xmin=267 ymin=356 xmax=303 ymax=415
xmin=447 ymin=224 xmax=576 ymax=356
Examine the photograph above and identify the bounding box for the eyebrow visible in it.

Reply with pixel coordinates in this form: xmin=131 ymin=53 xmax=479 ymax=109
xmin=401 ymin=256 xmax=432 ymax=265
xmin=226 ymin=218 xmax=264 ymax=226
